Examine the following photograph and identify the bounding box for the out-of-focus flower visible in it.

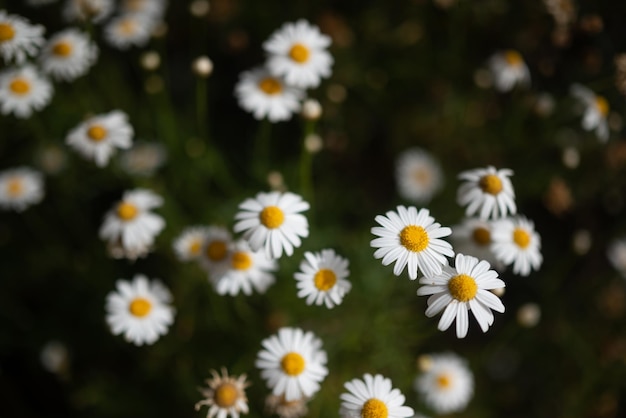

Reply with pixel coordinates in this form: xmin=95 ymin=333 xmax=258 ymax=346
xmin=570 ymin=83 xmax=610 ymax=142
xmin=140 ymin=51 xmax=160 ymax=71
xmin=451 ymin=218 xmax=500 ymax=268
xmin=339 ymin=373 xmax=414 ymax=418
xmin=0 ymin=65 xmax=53 ymax=118
xmin=40 ymin=340 xmax=69 ymax=375
xmin=457 ymin=166 xmax=517 ymax=220
xmin=256 ymin=327 xmax=328 ymax=401
xmin=36 ymin=145 xmax=67 ymax=175
xmin=395 ymin=147 xmax=444 ymax=205
xmin=63 ymin=0 xmax=114 ymax=23
xmin=192 ymin=56 xmax=213 ymax=77
xmin=303 ymin=134 xmax=323 ymax=154
xmin=264 ymin=19 xmax=333 ymax=89
xmin=371 ymin=206 xmax=454 ymax=280
xmin=607 ymin=238 xmax=626 ymax=279
xmin=195 ymin=368 xmax=250 ymax=418
xmin=0 ymin=166 xmax=44 ymax=212
xmin=301 ymin=98 xmax=322 ymax=120
xmin=294 ymin=249 xmax=351 ymax=308
xmin=615 ymin=54 xmax=626 ymax=97
xmin=119 ymin=141 xmax=166 ymax=176
xmin=39 ymin=29 xmax=98 ymax=82
xmin=417 ymin=253 xmax=505 ymax=338
xmin=543 ymin=177 xmax=572 ymax=216
xmin=105 ymin=274 xmax=174 ymax=345
xmin=488 ymin=50 xmax=530 ymax=92
xmin=198 ymin=226 xmax=233 ymax=277
xmin=120 ymin=0 xmax=167 ymax=20
xmin=516 ymin=303 xmax=541 ymax=328
xmin=0 ymin=11 xmax=45 ymax=64
xmin=172 ymin=226 xmax=209 ymax=262
xmin=104 ymin=13 xmax=155 ymax=49
xmin=190 ymin=0 xmax=210 ymax=18
xmin=491 ymin=215 xmax=543 ymax=276
xmin=265 ymin=394 xmax=309 ymax=418
xmin=543 ymin=0 xmax=576 ymax=28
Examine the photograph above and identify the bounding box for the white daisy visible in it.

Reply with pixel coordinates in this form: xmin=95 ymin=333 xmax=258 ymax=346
xmin=488 ymin=49 xmax=530 ymax=92
xmin=450 ymin=217 xmax=501 ymax=268
xmin=104 ymin=13 xmax=155 ymax=50
xmin=233 ymin=191 xmax=310 ymax=259
xmin=105 ymin=274 xmax=174 ymax=346
xmin=198 ymin=226 xmax=233 ymax=276
xmin=0 ymin=11 xmax=45 ymax=64
xmin=263 ymin=19 xmax=333 ymax=89
xmin=0 ymin=65 xmax=53 ymax=118
xmin=570 ymin=83 xmax=610 ymax=142
xmin=370 ymin=206 xmax=454 ymax=280
xmin=607 ymin=238 xmax=626 ymax=279
xmin=121 ymin=0 xmax=168 ymax=20
xmin=172 ymin=226 xmax=209 ymax=262
xmin=212 ymin=240 xmax=278 ymax=296
xmin=395 ymin=147 xmax=444 ymax=204
xmin=0 ymin=166 xmax=44 ymax=212
xmin=118 ymin=141 xmax=167 ymax=177
xmin=255 ymin=327 xmax=328 ymax=402
xmin=414 ymin=352 xmax=474 ymax=414
xmin=491 ymin=215 xmax=542 ymax=276
xmin=457 ymin=166 xmax=516 ymax=220
xmin=417 ymin=253 xmax=505 ymax=338
xmin=339 ymin=373 xmax=414 ymax=418
xmin=195 ymin=368 xmax=250 ymax=418
xmin=63 ymin=0 xmax=114 ymax=23
xmin=294 ymin=249 xmax=351 ymax=308
xmin=65 ymin=110 xmax=134 ymax=167
xmin=39 ymin=28 xmax=98 ymax=82
xmin=234 ymin=66 xmax=304 ymax=122
xmin=265 ymin=394 xmax=310 ymax=418
xmin=98 ymin=188 xmax=165 ymax=260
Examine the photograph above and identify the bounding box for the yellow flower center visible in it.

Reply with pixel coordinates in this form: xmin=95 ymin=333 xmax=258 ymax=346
xmin=6 ymin=178 xmax=23 ymax=197
xmin=513 ymin=228 xmax=531 ymax=249
xmin=231 ymin=251 xmax=252 ymax=270
xmin=117 ymin=202 xmax=138 ymax=221
xmin=119 ymin=19 xmax=137 ymax=36
xmin=259 ymin=206 xmax=285 ymax=229
xmin=436 ymin=373 xmax=451 ymax=389
xmin=361 ymin=398 xmax=388 ymax=418
xmin=9 ymin=78 xmax=31 ymax=95
xmin=399 ymin=225 xmax=429 ymax=252
xmin=87 ymin=124 xmax=108 ymax=142
xmin=288 ymin=43 xmax=310 ymax=63
xmin=214 ymin=383 xmax=238 ymax=408
xmin=189 ymin=239 xmax=202 ymax=256
xmin=413 ymin=167 xmax=431 ymax=185
xmin=504 ymin=50 xmax=523 ymax=67
xmin=314 ymin=268 xmax=337 ymax=291
xmin=258 ymin=77 xmax=282 ymax=95
xmin=472 ymin=227 xmax=491 ymax=246
xmin=206 ymin=240 xmax=228 ymax=261
xmin=448 ymin=274 xmax=478 ymax=302
xmin=0 ymin=23 xmax=15 ymax=42
xmin=595 ymin=95 xmax=609 ymax=117
xmin=129 ymin=297 xmax=152 ymax=317
xmin=52 ymin=41 xmax=73 ymax=57
xmin=280 ymin=352 xmax=305 ymax=376
xmin=479 ymin=174 xmax=503 ymax=195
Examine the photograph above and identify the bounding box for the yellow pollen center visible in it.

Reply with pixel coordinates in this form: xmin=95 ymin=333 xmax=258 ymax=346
xmin=399 ymin=225 xmax=429 ymax=252
xmin=52 ymin=41 xmax=73 ymax=57
xmin=513 ymin=228 xmax=531 ymax=249
xmin=9 ymin=78 xmax=30 ymax=95
xmin=448 ymin=274 xmax=478 ymax=302
xmin=189 ymin=239 xmax=202 ymax=256
xmin=258 ymin=77 xmax=282 ymax=95
xmin=87 ymin=125 xmax=108 ymax=142
xmin=119 ymin=19 xmax=137 ymax=35
xmin=280 ymin=352 xmax=305 ymax=376
xmin=472 ymin=227 xmax=491 ymax=246
xmin=504 ymin=50 xmax=523 ymax=67
xmin=361 ymin=398 xmax=388 ymax=418
xmin=479 ymin=174 xmax=503 ymax=195
xmin=214 ymin=383 xmax=238 ymax=407
xmin=259 ymin=206 xmax=285 ymax=229
xmin=288 ymin=43 xmax=310 ymax=63
xmin=231 ymin=251 xmax=253 ymax=270
xmin=206 ymin=241 xmax=228 ymax=261
xmin=0 ymin=23 xmax=15 ymax=42
xmin=436 ymin=374 xmax=451 ymax=389
xmin=6 ymin=178 xmax=23 ymax=197
xmin=117 ymin=202 xmax=138 ymax=221
xmin=129 ymin=297 xmax=152 ymax=317
xmin=413 ymin=167 xmax=431 ymax=185
xmin=314 ymin=268 xmax=337 ymax=291
xmin=595 ymin=95 xmax=609 ymax=116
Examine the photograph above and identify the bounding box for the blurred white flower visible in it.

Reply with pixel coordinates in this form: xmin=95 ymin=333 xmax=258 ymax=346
xmin=488 ymin=50 xmax=530 ymax=92
xmin=0 ymin=166 xmax=44 ymax=212
xmin=395 ymin=147 xmax=444 ymax=204
xmin=491 ymin=215 xmax=543 ymax=276
xmin=39 ymin=28 xmax=98 ymax=81
xmin=0 ymin=65 xmax=53 ymax=118
xmin=457 ymin=166 xmax=516 ymax=220
xmin=570 ymin=83 xmax=610 ymax=142
xmin=0 ymin=11 xmax=45 ymax=64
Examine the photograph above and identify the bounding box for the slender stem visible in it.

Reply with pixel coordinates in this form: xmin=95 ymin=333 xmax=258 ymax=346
xmin=195 ymin=76 xmax=208 ymax=142
xmin=253 ymin=119 xmax=273 ymax=181
xmin=299 ymin=120 xmax=317 ymax=202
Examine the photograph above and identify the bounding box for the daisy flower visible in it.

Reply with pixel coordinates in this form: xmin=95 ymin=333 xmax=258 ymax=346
xmin=198 ymin=226 xmax=233 ymax=276
xmin=212 ymin=240 xmax=278 ymax=296
xmin=65 ymin=110 xmax=134 ymax=167
xmin=414 ymin=352 xmax=474 ymax=414
xmin=172 ymin=226 xmax=209 ymax=262
xmin=457 ymin=166 xmax=516 ymax=220
xmin=255 ymin=327 xmax=328 ymax=402
xmin=0 ymin=166 xmax=44 ymax=212
xmin=450 ymin=217 xmax=501 ymax=268
xmin=339 ymin=373 xmax=414 ymax=418
xmin=99 ymin=188 xmax=165 ymax=260
xmin=120 ymin=0 xmax=168 ymax=20
xmin=491 ymin=215 xmax=542 ymax=276
xmin=104 ymin=13 xmax=155 ymax=50
xmin=0 ymin=11 xmax=45 ymax=64
xmin=233 ymin=191 xmax=309 ymax=260
xmin=570 ymin=83 xmax=610 ymax=142
xmin=607 ymin=238 xmax=626 ymax=279
xmin=488 ymin=49 xmax=530 ymax=92
xmin=265 ymin=394 xmax=309 ymax=418
xmin=417 ymin=253 xmax=505 ymax=338
xmin=39 ymin=28 xmax=98 ymax=82
xmin=105 ymin=274 xmax=174 ymax=345
xmin=195 ymin=368 xmax=250 ymax=418
xmin=63 ymin=0 xmax=114 ymax=23
xmin=118 ymin=141 xmax=167 ymax=177
xmin=395 ymin=147 xmax=444 ymax=204
xmin=294 ymin=249 xmax=352 ymax=308
xmin=0 ymin=65 xmax=53 ymax=118
xmin=370 ymin=206 xmax=454 ymax=280
xmin=234 ymin=66 xmax=304 ymax=122
xmin=263 ymin=19 xmax=333 ymax=89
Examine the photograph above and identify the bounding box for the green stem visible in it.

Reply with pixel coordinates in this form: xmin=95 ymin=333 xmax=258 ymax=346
xmin=299 ymin=120 xmax=317 ymax=202
xmin=253 ymin=119 xmax=273 ymax=181
xmin=195 ymin=76 xmax=208 ymax=143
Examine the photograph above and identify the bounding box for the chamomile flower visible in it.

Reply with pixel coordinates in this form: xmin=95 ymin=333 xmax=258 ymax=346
xmin=39 ymin=28 xmax=98 ymax=82
xmin=491 ymin=215 xmax=542 ymax=276
xmin=99 ymin=188 xmax=165 ymax=260
xmin=395 ymin=147 xmax=444 ymax=204
xmin=488 ymin=50 xmax=530 ymax=92
xmin=0 ymin=65 xmax=53 ymax=118
xmin=265 ymin=394 xmax=310 ymax=418
xmin=0 ymin=166 xmax=44 ymax=212
xmin=451 ymin=218 xmax=500 ymax=268
xmin=263 ymin=19 xmax=333 ymax=89
xmin=195 ymin=368 xmax=250 ymax=418
xmin=234 ymin=66 xmax=304 ymax=122
xmin=339 ymin=373 xmax=414 ymax=418
xmin=233 ymin=191 xmax=310 ymax=260
xmin=294 ymin=249 xmax=351 ymax=308
xmin=607 ymin=238 xmax=626 ymax=279
xmin=570 ymin=83 xmax=610 ymax=142
xmin=105 ymin=274 xmax=174 ymax=346
xmin=457 ymin=166 xmax=516 ymax=220
xmin=198 ymin=226 xmax=233 ymax=277
xmin=414 ymin=352 xmax=474 ymax=414
xmin=0 ymin=11 xmax=45 ymax=64
xmin=255 ymin=327 xmax=328 ymax=402
xmin=121 ymin=0 xmax=168 ymax=19
xmin=370 ymin=206 xmax=454 ymax=280
xmin=417 ymin=253 xmax=505 ymax=338
xmin=104 ymin=13 xmax=154 ymax=50
xmin=63 ymin=0 xmax=114 ymax=23
xmin=65 ymin=110 xmax=134 ymax=167
xmin=173 ymin=226 xmax=209 ymax=262
xmin=119 ymin=141 xmax=167 ymax=177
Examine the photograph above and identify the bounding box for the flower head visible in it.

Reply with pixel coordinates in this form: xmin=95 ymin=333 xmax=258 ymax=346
xmin=457 ymin=166 xmax=516 ymax=220
xmin=173 ymin=226 xmax=209 ymax=262
xmin=104 ymin=13 xmax=155 ymax=50
xmin=294 ymin=249 xmax=352 ymax=308
xmin=339 ymin=373 xmax=414 ymax=418
xmin=0 ymin=166 xmax=44 ymax=212
xmin=450 ymin=217 xmax=501 ymax=268
xmin=0 ymin=65 xmax=53 ymax=118
xmin=0 ymin=11 xmax=45 ymax=64
xmin=395 ymin=148 xmax=444 ymax=204
xmin=488 ymin=50 xmax=530 ymax=92
xmin=39 ymin=28 xmax=98 ymax=81
xmin=63 ymin=0 xmax=115 ymax=23
xmin=198 ymin=226 xmax=234 ymax=277
xmin=607 ymin=238 xmax=626 ymax=279
xmin=491 ymin=215 xmax=542 ymax=276
xmin=195 ymin=368 xmax=250 ymax=418
xmin=570 ymin=83 xmax=610 ymax=142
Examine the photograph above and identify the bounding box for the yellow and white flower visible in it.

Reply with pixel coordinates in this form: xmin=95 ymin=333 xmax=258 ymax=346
xmin=104 ymin=13 xmax=155 ymax=50
xmin=0 ymin=166 xmax=44 ymax=212
xmin=0 ymin=65 xmax=53 ymax=118
xmin=0 ymin=11 xmax=45 ymax=64
xmin=294 ymin=249 xmax=351 ymax=308
xmin=39 ymin=28 xmax=98 ymax=82
xmin=491 ymin=215 xmax=542 ymax=276
xmin=457 ymin=166 xmax=516 ymax=220
xmin=172 ymin=226 xmax=209 ymax=262
xmin=120 ymin=0 xmax=168 ymax=20
xmin=339 ymin=373 xmax=415 ymax=418
xmin=570 ymin=83 xmax=610 ymax=142
xmin=395 ymin=147 xmax=444 ymax=204
xmin=118 ymin=141 xmax=167 ymax=177
xmin=63 ymin=0 xmax=114 ymax=23
xmin=488 ymin=49 xmax=530 ymax=92
xmin=198 ymin=226 xmax=233 ymax=277
xmin=195 ymin=368 xmax=250 ymax=418
xmin=450 ymin=217 xmax=500 ymax=268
